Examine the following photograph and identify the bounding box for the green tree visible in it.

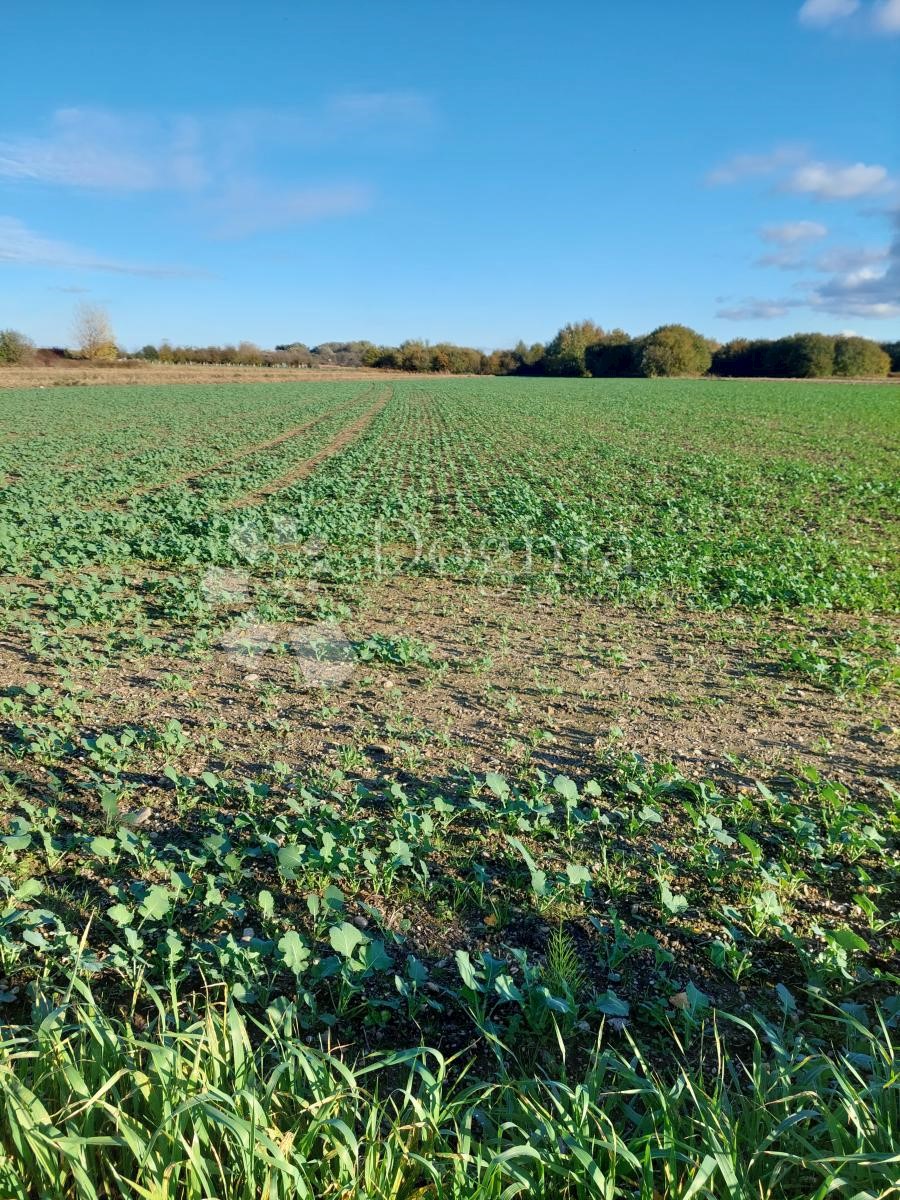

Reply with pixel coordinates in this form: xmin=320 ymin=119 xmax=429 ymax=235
xmin=398 ymin=340 xmax=431 ymax=372
xmin=0 ymin=329 xmax=34 ymax=364
xmin=585 ymin=329 xmax=636 ymax=376
xmin=881 ymin=341 xmax=900 ymax=372
xmin=544 ymin=321 xmax=605 ymax=377
xmin=833 ymin=337 xmax=890 ymax=377
xmin=638 ymin=325 xmax=712 ymax=377
xmin=771 ymin=333 xmax=835 ymax=378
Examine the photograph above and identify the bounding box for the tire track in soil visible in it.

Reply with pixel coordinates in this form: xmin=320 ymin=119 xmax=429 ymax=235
xmin=227 ymin=387 xmax=392 ymax=510
xmin=127 ymin=387 xmax=377 ymax=498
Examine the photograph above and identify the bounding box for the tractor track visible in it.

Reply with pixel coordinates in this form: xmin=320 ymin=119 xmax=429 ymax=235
xmin=227 ymin=388 xmax=392 ymax=509
xmin=126 ymin=388 xmax=377 ymax=499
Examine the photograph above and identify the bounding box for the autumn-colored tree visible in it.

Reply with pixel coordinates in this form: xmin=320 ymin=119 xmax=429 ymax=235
xmin=833 ymin=336 xmax=890 ymax=377
xmin=72 ymin=304 xmax=117 ymax=360
xmin=585 ymin=329 xmax=636 ymax=376
xmin=543 ymin=321 xmax=605 ymax=377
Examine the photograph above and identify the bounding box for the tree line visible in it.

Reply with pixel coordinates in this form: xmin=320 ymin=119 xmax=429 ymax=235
xmin=1 ymin=307 xmax=897 ymax=378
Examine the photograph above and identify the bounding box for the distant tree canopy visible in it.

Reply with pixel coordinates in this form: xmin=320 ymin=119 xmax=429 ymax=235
xmin=8 ymin=318 xmax=893 ymax=380
xmin=638 ymin=324 xmax=714 ymax=378
xmin=72 ymin=304 xmax=117 ymax=361
xmin=543 ymin=321 xmax=605 ymax=377
xmin=121 ymin=328 xmax=894 ymax=379
xmin=0 ymin=328 xmax=34 ymax=364
xmin=584 ymin=330 xmax=636 ymax=377
xmin=833 ymin=337 xmax=891 ymax=378
xmin=712 ymin=333 xmax=890 ymax=379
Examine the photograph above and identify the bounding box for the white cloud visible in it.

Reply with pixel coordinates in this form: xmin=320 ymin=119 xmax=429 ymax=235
xmin=757 ymin=250 xmax=807 ymax=270
xmin=872 ymin=0 xmax=900 ymax=30
xmin=732 ymin=212 xmax=900 ymax=320
xmin=0 ymin=96 xmax=426 ymax=241
xmin=799 ymin=0 xmax=900 ymax=34
xmin=0 ymin=215 xmax=197 ymax=276
xmin=786 ymin=160 xmax=892 ymax=199
xmin=810 ymin=230 xmax=899 ymax=314
xmin=814 ymin=245 xmax=889 ymax=272
xmin=706 ymin=145 xmax=805 ymax=186
xmin=0 ymin=108 xmax=206 ymax=191
xmin=716 ymin=299 xmax=794 ymax=320
xmin=760 ymin=220 xmax=828 ymax=244
xmin=710 ymin=145 xmax=896 ymax=202
xmin=210 ymin=182 xmax=373 ymax=238
xmin=798 ymin=0 xmax=860 ymax=25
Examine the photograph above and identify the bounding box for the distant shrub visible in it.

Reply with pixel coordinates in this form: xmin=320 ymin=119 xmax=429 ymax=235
xmin=710 ymin=333 xmax=885 ymax=378
xmin=833 ymin=336 xmax=890 ymax=377
xmin=0 ymin=328 xmax=34 ymax=364
xmin=544 ymin=321 xmax=606 ymax=377
xmin=638 ymin=324 xmax=712 ymax=377
xmin=771 ymin=333 xmax=835 ymax=378
xmin=585 ymin=330 xmax=638 ymax=376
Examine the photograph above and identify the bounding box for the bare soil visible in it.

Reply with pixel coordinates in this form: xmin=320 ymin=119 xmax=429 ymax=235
xmin=0 ymin=363 xmax=424 ymax=390
xmin=2 ymin=577 xmax=895 ymax=801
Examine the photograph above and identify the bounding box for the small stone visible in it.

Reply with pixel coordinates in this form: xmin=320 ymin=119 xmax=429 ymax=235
xmin=120 ymin=807 xmax=151 ymax=827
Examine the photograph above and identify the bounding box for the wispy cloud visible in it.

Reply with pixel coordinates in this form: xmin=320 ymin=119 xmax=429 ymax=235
xmin=797 ymin=0 xmax=900 ymax=32
xmin=0 ymin=215 xmax=199 ymax=277
xmin=809 ymin=217 xmax=899 ymax=315
xmin=0 ymin=108 xmax=207 ymax=191
xmin=786 ymin=161 xmax=892 ymax=199
xmin=760 ymin=220 xmax=828 ymax=244
xmin=0 ymin=95 xmax=429 ymax=240
xmin=756 ymin=250 xmax=807 ymax=270
xmin=709 ymin=145 xmax=896 ymax=201
xmin=814 ymin=244 xmax=889 ymax=271
xmin=706 ymin=145 xmax=806 ymax=186
xmin=716 ymin=298 xmax=794 ymax=320
xmin=726 ymin=211 xmax=900 ymax=320
xmin=209 ymin=182 xmax=373 ymax=238
xmin=798 ymin=0 xmax=860 ymax=26
xmin=872 ymin=0 xmax=900 ymax=31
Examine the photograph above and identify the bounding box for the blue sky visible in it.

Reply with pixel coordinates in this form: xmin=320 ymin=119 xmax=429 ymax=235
xmin=1 ymin=0 xmax=897 ymax=350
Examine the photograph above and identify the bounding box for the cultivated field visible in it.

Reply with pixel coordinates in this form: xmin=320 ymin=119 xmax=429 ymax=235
xmin=0 ymin=377 xmax=898 ymax=1197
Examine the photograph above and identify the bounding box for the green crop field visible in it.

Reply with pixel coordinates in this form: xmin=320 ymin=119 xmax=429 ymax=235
xmin=0 ymin=377 xmax=898 ymax=1198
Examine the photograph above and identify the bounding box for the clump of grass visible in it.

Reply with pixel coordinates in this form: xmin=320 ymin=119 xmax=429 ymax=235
xmin=544 ymin=922 xmax=586 ymax=1002
xmin=0 ymin=979 xmax=896 ymax=1199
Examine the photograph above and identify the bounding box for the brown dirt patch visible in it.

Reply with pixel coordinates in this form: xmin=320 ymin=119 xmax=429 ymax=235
xmin=3 ymin=577 xmax=894 ymax=802
xmin=0 ymin=364 xmax=454 ymax=390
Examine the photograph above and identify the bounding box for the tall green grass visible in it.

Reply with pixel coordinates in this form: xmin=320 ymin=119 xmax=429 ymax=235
xmin=0 ymin=980 xmax=896 ymax=1199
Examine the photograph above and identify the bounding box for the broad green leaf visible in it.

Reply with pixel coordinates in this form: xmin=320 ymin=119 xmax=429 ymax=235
xmin=107 ymin=903 xmax=133 ymax=927
xmin=139 ymin=885 xmax=171 ymax=921
xmin=553 ymin=774 xmax=579 ymax=803
xmin=329 ymin=921 xmax=368 ymax=958
xmin=278 ymin=930 xmax=310 ymax=975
